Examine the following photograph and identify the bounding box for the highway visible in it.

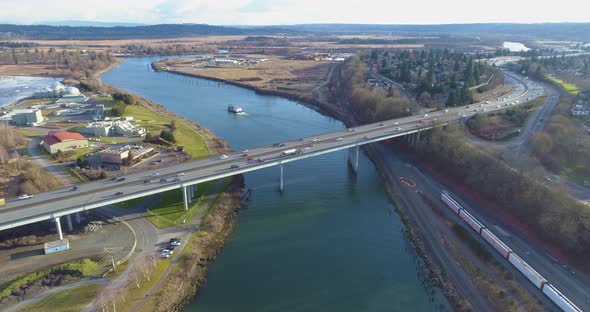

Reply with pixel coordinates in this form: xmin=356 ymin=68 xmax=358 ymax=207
xmin=0 ymin=71 xmax=540 ymax=232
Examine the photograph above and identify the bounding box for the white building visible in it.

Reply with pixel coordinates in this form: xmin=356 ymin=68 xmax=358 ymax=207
xmin=0 ymin=109 xmax=44 ymax=126
xmin=81 ymin=119 xmax=145 ymax=137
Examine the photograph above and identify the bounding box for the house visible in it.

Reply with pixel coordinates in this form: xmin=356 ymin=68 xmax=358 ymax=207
xmin=41 ymin=131 xmax=88 ymax=154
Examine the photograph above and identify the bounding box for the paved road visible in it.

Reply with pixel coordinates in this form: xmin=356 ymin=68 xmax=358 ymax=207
xmin=27 ymin=137 xmax=73 ymax=187
xmin=0 ymin=71 xmax=540 ymax=232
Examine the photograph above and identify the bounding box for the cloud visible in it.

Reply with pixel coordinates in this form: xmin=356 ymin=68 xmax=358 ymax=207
xmin=0 ymin=0 xmax=587 ymax=25
xmin=239 ymin=0 xmax=290 ymax=13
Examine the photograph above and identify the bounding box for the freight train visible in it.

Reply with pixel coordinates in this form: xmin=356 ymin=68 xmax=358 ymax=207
xmin=440 ymin=191 xmax=582 ymax=312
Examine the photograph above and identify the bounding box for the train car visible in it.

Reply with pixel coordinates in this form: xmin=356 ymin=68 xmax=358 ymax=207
xmin=441 ymin=192 xmax=462 ymax=214
xmin=508 ymin=253 xmax=547 ymax=289
xmin=481 ymin=228 xmax=512 ymax=259
xmin=542 ymin=284 xmax=582 ymax=312
xmin=459 ymin=209 xmax=485 ymax=234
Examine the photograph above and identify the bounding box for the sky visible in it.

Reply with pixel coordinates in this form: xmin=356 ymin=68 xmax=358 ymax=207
xmin=0 ymin=0 xmax=588 ymax=25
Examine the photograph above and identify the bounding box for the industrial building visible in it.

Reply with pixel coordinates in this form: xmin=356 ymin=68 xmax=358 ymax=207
xmin=0 ymin=109 xmax=44 ymax=126
xmin=91 ymin=145 xmax=154 ymax=165
xmin=41 ymin=131 xmax=89 ymax=154
xmin=81 ymin=119 xmax=146 ymax=137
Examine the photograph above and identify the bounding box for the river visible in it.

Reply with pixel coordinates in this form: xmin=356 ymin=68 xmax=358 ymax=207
xmin=102 ymin=56 xmax=449 ymax=311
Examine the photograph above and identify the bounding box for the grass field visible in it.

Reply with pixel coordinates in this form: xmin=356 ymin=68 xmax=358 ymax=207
xmin=18 ymin=284 xmax=102 ymax=312
xmin=115 ymin=258 xmax=171 ymax=312
xmin=546 ymin=76 xmax=581 ymax=95
xmin=155 ymin=55 xmax=335 ymax=100
xmin=467 ymin=96 xmax=547 ymax=141
xmin=16 ymin=129 xmax=42 ymax=138
xmin=143 ymin=180 xmax=218 ymax=228
xmin=123 ymin=105 xmax=209 ymax=158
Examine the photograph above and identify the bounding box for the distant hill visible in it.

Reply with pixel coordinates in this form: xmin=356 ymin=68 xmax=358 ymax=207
xmin=39 ymin=20 xmax=147 ymax=27
xmin=1 ymin=23 xmax=589 ymax=41
xmin=0 ymin=24 xmax=297 ymax=40
xmin=282 ymin=23 xmax=590 ymax=41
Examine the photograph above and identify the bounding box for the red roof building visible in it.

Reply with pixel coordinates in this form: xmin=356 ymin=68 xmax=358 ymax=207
xmin=41 ymin=131 xmax=88 ymax=154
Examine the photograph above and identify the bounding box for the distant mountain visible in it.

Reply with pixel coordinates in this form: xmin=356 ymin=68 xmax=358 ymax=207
xmin=39 ymin=20 xmax=147 ymax=27
xmin=0 ymin=23 xmax=298 ymax=40
xmin=1 ymin=22 xmax=589 ymax=41
xmin=281 ymin=23 xmax=590 ymax=41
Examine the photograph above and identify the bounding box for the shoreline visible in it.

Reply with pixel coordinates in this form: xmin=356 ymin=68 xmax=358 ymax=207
xmin=153 ymin=61 xmax=462 ymax=309
xmin=150 ymin=61 xmax=347 ymax=122
xmin=95 ymin=60 xmax=242 ymax=311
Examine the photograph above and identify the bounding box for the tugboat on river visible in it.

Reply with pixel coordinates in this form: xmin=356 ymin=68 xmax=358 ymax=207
xmin=228 ymin=105 xmax=245 ymax=114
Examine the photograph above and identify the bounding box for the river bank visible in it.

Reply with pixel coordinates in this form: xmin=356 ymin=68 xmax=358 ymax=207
xmin=153 ymin=59 xmax=464 ymax=309
xmin=151 ymin=59 xmax=347 ymax=122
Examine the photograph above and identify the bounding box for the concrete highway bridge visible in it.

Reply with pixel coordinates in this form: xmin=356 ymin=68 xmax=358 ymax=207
xmin=0 ymin=72 xmax=540 ymax=239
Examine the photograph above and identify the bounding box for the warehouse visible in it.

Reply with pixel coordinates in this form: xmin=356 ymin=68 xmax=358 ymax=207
xmin=41 ymin=131 xmax=89 ymax=154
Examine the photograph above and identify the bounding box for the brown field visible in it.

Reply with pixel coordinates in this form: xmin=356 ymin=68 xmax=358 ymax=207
xmin=0 ymin=64 xmax=65 ymax=76
xmin=3 ymin=36 xmax=247 ymax=48
xmin=155 ymin=55 xmax=336 ymax=100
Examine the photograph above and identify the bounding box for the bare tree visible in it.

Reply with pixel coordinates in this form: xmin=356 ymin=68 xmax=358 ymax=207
xmin=0 ymin=146 xmax=7 ymax=165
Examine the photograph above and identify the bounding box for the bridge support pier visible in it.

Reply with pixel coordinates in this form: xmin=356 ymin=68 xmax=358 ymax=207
xmin=348 ymin=146 xmax=359 ymax=173
xmin=182 ymin=186 xmax=189 ymax=211
xmin=279 ymin=164 xmax=284 ymax=192
xmin=75 ymin=212 xmax=81 ymax=224
xmin=54 ymin=217 xmax=63 ymax=240
xmin=66 ymin=215 xmax=73 ymax=232
xmin=191 ymin=185 xmax=196 ymax=199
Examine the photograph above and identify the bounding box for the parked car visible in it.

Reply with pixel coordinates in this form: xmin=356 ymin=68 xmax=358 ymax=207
xmin=170 ymin=238 xmax=182 ymax=246
xmin=160 ymin=251 xmax=171 ymax=258
xmin=167 ymin=244 xmax=177 ymax=250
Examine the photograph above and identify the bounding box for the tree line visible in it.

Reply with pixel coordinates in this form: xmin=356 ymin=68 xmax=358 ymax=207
xmin=531 ymin=94 xmax=590 ymax=179
xmin=0 ymin=47 xmax=115 ymax=79
xmin=374 ymin=49 xmax=499 ymax=107
xmin=342 ymin=55 xmax=410 ymax=123
xmin=413 ymin=126 xmax=590 ymax=260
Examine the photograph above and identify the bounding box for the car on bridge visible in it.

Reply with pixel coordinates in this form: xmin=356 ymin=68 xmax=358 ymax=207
xmin=335 ymin=137 xmax=343 ymax=141
xmin=218 ymin=154 xmax=228 ymax=160
xmin=114 ymin=192 xmax=124 ymax=196
xmin=18 ymin=194 xmax=33 ymax=200
xmin=230 ymin=164 xmax=240 ymax=169
xmin=160 ymin=178 xmax=168 ymax=183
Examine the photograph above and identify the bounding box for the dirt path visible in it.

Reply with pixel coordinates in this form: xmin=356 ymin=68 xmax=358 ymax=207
xmin=5 ymin=278 xmax=108 ymax=312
